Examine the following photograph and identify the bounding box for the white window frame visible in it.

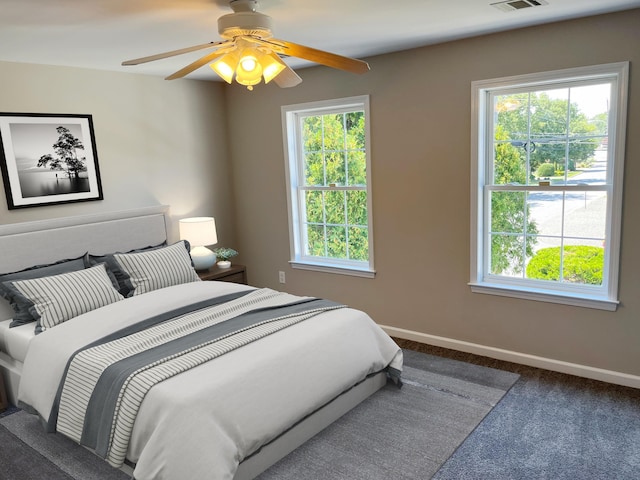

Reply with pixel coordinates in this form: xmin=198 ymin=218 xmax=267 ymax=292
xmin=282 ymin=95 xmax=375 ymax=278
xmin=470 ymin=62 xmax=629 ymax=311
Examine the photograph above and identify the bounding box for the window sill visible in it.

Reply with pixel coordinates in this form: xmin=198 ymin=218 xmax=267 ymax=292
xmin=468 ymin=282 xmax=618 ymax=311
xmin=290 ymin=261 xmax=376 ymax=279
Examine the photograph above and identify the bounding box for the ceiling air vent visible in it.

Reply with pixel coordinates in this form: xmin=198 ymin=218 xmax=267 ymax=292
xmin=491 ymin=0 xmax=548 ymax=12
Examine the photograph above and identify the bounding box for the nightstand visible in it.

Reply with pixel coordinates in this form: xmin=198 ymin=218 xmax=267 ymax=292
xmin=197 ymin=264 xmax=247 ymax=284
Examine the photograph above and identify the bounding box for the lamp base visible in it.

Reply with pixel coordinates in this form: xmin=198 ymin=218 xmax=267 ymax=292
xmin=190 ymin=246 xmax=217 ymax=271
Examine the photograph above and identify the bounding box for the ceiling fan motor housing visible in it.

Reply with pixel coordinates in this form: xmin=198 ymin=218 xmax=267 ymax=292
xmin=218 ymin=11 xmax=274 ymax=39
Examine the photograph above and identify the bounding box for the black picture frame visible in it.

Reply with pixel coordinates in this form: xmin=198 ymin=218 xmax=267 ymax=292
xmin=0 ymin=112 xmax=103 ymax=209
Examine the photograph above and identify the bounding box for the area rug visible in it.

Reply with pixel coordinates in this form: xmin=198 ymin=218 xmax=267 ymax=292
xmin=257 ymin=348 xmax=519 ymax=479
xmin=0 ymin=349 xmax=518 ymax=479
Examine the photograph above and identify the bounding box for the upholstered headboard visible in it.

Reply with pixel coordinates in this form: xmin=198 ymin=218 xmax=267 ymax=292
xmin=0 ymin=205 xmax=170 ymax=321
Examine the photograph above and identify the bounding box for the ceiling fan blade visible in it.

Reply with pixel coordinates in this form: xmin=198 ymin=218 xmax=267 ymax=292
xmin=122 ymin=41 xmax=230 ymax=66
xmin=273 ymin=64 xmax=302 ymax=88
xmin=165 ymin=49 xmax=229 ymax=80
xmin=269 ymin=39 xmax=370 ymax=74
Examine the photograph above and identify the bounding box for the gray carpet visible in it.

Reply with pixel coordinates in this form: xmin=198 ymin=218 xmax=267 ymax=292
xmin=257 ymin=349 xmax=519 ymax=479
xmin=397 ymin=340 xmax=640 ymax=480
xmin=0 ymin=349 xmax=519 ymax=479
xmin=432 ymin=360 xmax=640 ymax=480
xmin=0 ymin=409 xmax=129 ymax=480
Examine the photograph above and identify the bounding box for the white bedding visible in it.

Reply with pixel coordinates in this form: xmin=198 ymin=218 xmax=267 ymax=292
xmin=0 ymin=319 xmax=34 ymax=363
xmin=18 ymin=281 xmax=402 ymax=480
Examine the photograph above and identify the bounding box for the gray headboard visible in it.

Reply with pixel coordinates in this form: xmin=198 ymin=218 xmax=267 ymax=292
xmin=0 ymin=205 xmax=170 ymax=321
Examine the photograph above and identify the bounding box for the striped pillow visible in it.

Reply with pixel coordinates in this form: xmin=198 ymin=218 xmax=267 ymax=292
xmin=0 ymin=253 xmax=90 ymax=327
xmin=5 ymin=263 xmax=123 ymax=333
xmin=107 ymin=241 xmax=200 ymax=297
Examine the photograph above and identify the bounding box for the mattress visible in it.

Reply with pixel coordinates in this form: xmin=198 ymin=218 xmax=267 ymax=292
xmin=0 ymin=319 xmax=34 ymax=364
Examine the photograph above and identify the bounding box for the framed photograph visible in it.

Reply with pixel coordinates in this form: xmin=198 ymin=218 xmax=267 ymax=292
xmin=0 ymin=113 xmax=103 ymax=209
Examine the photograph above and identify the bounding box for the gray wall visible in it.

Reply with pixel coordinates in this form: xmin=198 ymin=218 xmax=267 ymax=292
xmin=0 ymin=61 xmax=236 ymax=246
xmin=225 ymin=9 xmax=640 ymax=379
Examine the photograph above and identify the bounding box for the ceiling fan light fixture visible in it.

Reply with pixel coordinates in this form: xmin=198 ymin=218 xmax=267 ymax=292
xmin=210 ymin=45 xmax=283 ymax=89
xmin=239 ymin=55 xmax=258 ymax=72
xmin=210 ymin=52 xmax=239 ymax=83
xmin=235 ymin=53 xmax=263 ymax=89
xmin=261 ymin=52 xmax=286 ymax=84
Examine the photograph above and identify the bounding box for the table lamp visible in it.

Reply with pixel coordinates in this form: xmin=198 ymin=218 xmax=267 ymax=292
xmin=179 ymin=217 xmax=218 ymax=270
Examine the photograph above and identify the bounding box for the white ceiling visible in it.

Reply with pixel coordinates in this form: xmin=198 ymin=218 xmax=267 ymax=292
xmin=1 ymin=0 xmax=639 ymax=81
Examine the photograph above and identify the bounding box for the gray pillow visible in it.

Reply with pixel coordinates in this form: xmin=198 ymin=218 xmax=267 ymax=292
xmin=106 ymin=241 xmax=199 ymax=297
xmin=0 ymin=253 xmax=89 ymax=327
xmin=87 ymin=241 xmax=168 ymax=266
xmin=4 ymin=263 xmax=123 ymax=333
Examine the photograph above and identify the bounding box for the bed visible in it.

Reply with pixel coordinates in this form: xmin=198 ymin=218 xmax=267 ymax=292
xmin=0 ymin=205 xmax=402 ymax=480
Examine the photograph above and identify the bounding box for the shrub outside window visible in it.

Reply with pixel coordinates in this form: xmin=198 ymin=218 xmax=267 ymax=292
xmin=282 ymin=96 xmax=374 ymax=277
xmin=470 ymin=63 xmax=629 ymax=310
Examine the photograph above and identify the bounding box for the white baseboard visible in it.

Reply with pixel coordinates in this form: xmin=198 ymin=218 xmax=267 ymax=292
xmin=382 ymin=325 xmax=640 ymax=390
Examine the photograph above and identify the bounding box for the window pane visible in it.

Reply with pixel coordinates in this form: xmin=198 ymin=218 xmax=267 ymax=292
xmin=561 ymin=242 xmax=604 ymax=286
xmin=528 ymin=191 xmax=563 ymax=238
xmin=526 ymin=237 xmax=562 ymax=282
xmin=347 ymin=151 xmax=366 ymax=186
xmin=490 ymin=191 xmax=528 ymax=234
xmin=304 ymin=152 xmax=323 ymax=186
xmin=306 ymin=224 xmax=325 ymax=256
xmin=302 ymin=116 xmax=322 ymax=151
xmin=494 ymin=93 xmax=529 ymax=143
xmin=346 ymin=111 xmax=365 ymax=150
xmin=531 ymin=143 xmax=566 ymax=183
xmin=305 ymin=190 xmax=323 ymax=223
xmin=323 ymin=114 xmax=345 ymax=150
xmin=348 ymin=226 xmax=368 ymax=261
xmin=530 ymin=88 xmax=568 ymax=138
xmin=325 ymin=190 xmax=345 ymax=225
xmin=490 ymin=233 xmax=526 ymax=276
xmin=347 ymin=190 xmax=367 ymax=226
xmin=493 ymin=136 xmax=527 ymax=186
xmin=325 ymin=151 xmax=346 ymax=185
xmin=565 ymin=141 xmax=606 ymax=186
xmin=563 ymin=191 xmax=607 ymax=240
xmin=326 ymin=226 xmax=347 ymax=258
xmin=570 ymin=84 xmax=611 ymax=133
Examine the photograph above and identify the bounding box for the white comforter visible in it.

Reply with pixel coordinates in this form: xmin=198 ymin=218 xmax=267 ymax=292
xmin=19 ymin=281 xmax=402 ymax=480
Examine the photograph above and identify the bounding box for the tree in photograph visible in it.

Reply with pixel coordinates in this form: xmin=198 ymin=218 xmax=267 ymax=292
xmin=37 ymin=126 xmax=86 ymax=178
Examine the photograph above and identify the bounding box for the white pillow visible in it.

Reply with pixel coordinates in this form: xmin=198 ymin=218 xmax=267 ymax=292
xmin=6 ymin=263 xmax=123 ymax=333
xmin=107 ymin=241 xmax=200 ymax=297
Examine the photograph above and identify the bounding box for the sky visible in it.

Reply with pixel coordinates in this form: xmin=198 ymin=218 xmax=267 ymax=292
xmin=3 ymin=121 xmax=85 ymax=171
xmin=545 ymin=83 xmax=610 ymax=118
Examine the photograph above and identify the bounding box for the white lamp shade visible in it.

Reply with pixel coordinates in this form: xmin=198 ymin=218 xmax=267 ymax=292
xmin=179 ymin=217 xmax=218 ymax=247
xmin=179 ymin=217 xmax=218 ymax=270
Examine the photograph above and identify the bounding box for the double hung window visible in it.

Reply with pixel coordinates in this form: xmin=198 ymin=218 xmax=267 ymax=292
xmin=470 ymin=63 xmax=628 ymax=310
xmin=282 ymin=96 xmax=374 ymax=277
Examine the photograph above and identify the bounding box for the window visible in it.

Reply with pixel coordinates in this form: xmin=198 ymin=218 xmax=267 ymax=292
xmin=470 ymin=63 xmax=629 ymax=310
xmin=282 ymin=96 xmax=374 ymax=277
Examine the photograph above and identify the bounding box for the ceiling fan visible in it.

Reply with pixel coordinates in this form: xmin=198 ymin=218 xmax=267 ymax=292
xmin=122 ymin=0 xmax=370 ymax=90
